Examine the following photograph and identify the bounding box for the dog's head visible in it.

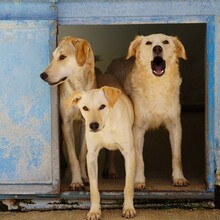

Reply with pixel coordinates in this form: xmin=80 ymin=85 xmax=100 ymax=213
xmin=66 ymin=86 xmax=122 ymax=132
xmin=40 ymin=36 xmax=94 ymax=86
xmin=126 ymin=34 xmax=187 ymax=77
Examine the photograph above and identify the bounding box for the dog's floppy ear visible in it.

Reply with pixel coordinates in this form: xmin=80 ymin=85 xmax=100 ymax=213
xmin=66 ymin=92 xmax=82 ymax=111
xmin=126 ymin=35 xmax=143 ymax=59
xmin=173 ymin=37 xmax=187 ymax=60
xmin=102 ymin=86 xmax=122 ymax=107
xmin=72 ymin=39 xmax=94 ymax=67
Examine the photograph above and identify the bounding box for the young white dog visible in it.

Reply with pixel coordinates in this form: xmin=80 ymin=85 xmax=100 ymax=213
xmin=66 ymin=85 xmax=136 ymax=220
xmin=107 ymin=34 xmax=189 ymax=189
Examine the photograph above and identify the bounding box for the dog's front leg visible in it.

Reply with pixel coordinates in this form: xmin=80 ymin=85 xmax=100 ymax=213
xmin=87 ymin=149 xmax=101 ymax=220
xmin=166 ymin=118 xmax=189 ymax=186
xmin=133 ymin=125 xmax=146 ymax=190
xmin=61 ymin=121 xmax=85 ymax=191
xmin=120 ymin=145 xmax=136 ymax=218
xmin=79 ymin=121 xmax=89 ymax=185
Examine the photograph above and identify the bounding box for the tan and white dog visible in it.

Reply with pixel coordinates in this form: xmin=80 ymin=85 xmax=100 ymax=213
xmin=66 ymin=85 xmax=136 ymax=220
xmin=40 ymin=36 xmax=96 ymax=190
xmin=107 ymin=33 xmax=189 ymax=189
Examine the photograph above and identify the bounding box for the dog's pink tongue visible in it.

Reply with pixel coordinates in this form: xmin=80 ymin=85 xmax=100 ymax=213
xmin=155 ymin=66 xmax=162 ymax=74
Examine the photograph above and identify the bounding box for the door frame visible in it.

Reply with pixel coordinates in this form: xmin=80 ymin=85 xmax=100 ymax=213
xmin=57 ymin=3 xmax=216 ymax=198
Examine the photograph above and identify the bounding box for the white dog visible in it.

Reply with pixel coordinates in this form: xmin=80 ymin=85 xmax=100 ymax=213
xmin=107 ymin=34 xmax=189 ymax=189
xmin=66 ymin=85 xmax=136 ymax=220
xmin=40 ymin=36 xmax=96 ymax=190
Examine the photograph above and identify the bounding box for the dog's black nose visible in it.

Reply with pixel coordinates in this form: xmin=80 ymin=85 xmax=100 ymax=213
xmin=89 ymin=122 xmax=99 ymax=131
xmin=153 ymin=45 xmax=163 ymax=55
xmin=40 ymin=72 xmax=48 ymax=80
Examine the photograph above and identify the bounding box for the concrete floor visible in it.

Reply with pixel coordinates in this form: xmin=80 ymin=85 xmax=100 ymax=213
xmin=1 ymin=209 xmax=220 ymax=220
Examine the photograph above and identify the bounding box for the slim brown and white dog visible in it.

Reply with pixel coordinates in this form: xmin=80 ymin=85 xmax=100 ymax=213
xmin=40 ymin=36 xmax=96 ymax=190
xmin=107 ymin=33 xmax=189 ymax=189
xmin=66 ymin=84 xmax=136 ymax=220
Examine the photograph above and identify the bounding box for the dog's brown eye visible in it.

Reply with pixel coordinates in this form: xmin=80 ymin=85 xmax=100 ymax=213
xmin=163 ymin=40 xmax=169 ymax=44
xmin=83 ymin=106 xmax=89 ymax=111
xmin=99 ymin=104 xmax=106 ymax=110
xmin=146 ymin=41 xmax=152 ymax=45
xmin=59 ymin=55 xmax=66 ymax=60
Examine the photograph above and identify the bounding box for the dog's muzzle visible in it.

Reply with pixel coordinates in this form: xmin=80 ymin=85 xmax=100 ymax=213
xmin=40 ymin=72 xmax=67 ymax=85
xmin=151 ymin=45 xmax=166 ymax=77
xmin=151 ymin=56 xmax=166 ymax=77
xmin=48 ymin=77 xmax=67 ymax=86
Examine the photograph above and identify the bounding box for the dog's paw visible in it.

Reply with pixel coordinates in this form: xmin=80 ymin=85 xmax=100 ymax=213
xmin=87 ymin=211 xmax=101 ymax=220
xmin=122 ymin=208 xmax=136 ymax=218
xmin=173 ymin=178 xmax=189 ymax=187
xmin=69 ymin=182 xmax=85 ymax=191
xmin=82 ymin=177 xmax=90 ymax=186
xmin=134 ymin=182 xmax=146 ymax=190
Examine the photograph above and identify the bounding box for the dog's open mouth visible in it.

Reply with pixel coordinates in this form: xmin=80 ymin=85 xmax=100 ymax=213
xmin=49 ymin=77 xmax=67 ymax=86
xmin=151 ymin=56 xmax=166 ymax=77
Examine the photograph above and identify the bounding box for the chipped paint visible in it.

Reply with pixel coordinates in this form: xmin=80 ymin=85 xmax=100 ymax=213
xmin=0 ymin=19 xmax=58 ymax=194
xmin=0 ymin=1 xmax=56 ymax=20
xmin=214 ymin=140 xmax=220 ymax=186
xmin=0 ymin=22 xmax=52 ymax=183
xmin=0 ymin=197 xmax=215 ymax=211
xmin=2 ymin=200 xmax=18 ymax=211
xmin=0 ymin=106 xmax=51 ymax=183
xmin=57 ymin=1 xmax=220 ymax=25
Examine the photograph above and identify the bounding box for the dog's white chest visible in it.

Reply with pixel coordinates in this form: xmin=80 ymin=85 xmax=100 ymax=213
xmin=132 ymin=74 xmax=181 ymax=129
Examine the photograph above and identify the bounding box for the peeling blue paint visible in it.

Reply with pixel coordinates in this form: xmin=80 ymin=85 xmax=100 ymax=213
xmin=0 ymin=146 xmax=20 ymax=180
xmin=0 ymin=2 xmax=56 ymax=20
xmin=57 ymin=1 xmax=220 ymax=25
xmin=0 ymin=19 xmax=58 ymax=192
xmin=206 ymin=16 xmax=215 ymax=191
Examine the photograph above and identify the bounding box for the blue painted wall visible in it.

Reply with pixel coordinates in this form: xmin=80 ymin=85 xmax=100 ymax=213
xmin=57 ymin=0 xmax=220 ymax=25
xmin=0 ymin=21 xmax=52 ymax=184
xmin=0 ymin=3 xmax=59 ymax=195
